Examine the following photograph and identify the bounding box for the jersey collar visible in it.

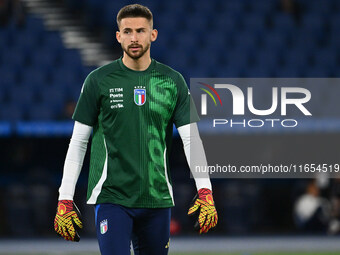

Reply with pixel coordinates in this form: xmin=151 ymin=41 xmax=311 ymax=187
xmin=118 ymin=57 xmax=155 ymax=74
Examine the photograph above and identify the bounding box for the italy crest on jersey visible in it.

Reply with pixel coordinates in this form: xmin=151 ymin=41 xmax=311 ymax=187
xmin=134 ymin=88 xmax=146 ymax=106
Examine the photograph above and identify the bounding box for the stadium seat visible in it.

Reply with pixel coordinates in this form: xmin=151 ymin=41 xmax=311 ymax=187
xmin=303 ymin=66 xmax=331 ymax=78
xmin=81 ymin=65 xmax=97 ymax=80
xmin=0 ymin=29 xmax=11 ymax=49
xmin=274 ymin=66 xmax=302 ymax=78
xmin=258 ymin=48 xmax=283 ymax=67
xmin=136 ymin=0 xmax=161 ymax=13
xmin=248 ymin=0 xmax=276 ymax=15
xmin=261 ymin=31 xmax=289 ymax=52
xmin=214 ymin=64 xmax=242 ymax=77
xmin=329 ymin=14 xmax=340 ymax=35
xmin=52 ymin=66 xmax=82 ymax=89
xmin=212 ymin=13 xmax=241 ymax=34
xmin=102 ymin=0 xmax=133 ymax=28
xmin=0 ymin=67 xmax=18 ymax=87
xmin=151 ymin=32 xmax=171 ymax=59
xmin=190 ymin=0 xmax=218 ymax=15
xmin=0 ymin=103 xmax=26 ymax=122
xmin=233 ymin=30 xmax=259 ymax=53
xmin=242 ymin=13 xmax=266 ymax=33
xmin=166 ymin=48 xmax=191 ymax=73
xmin=202 ymin=31 xmax=230 ymax=51
xmin=312 ymin=48 xmax=338 ymax=70
xmin=282 ymin=47 xmax=312 ymax=70
xmin=30 ymin=48 xmax=58 ymax=72
xmin=291 ymin=30 xmax=321 ymax=52
xmin=156 ymin=13 xmax=182 ymax=34
xmin=42 ymin=31 xmax=64 ymax=53
xmin=249 ymin=64 xmax=275 ymax=78
xmin=21 ymin=67 xmax=48 ymax=85
xmin=221 ymin=0 xmax=245 ymax=15
xmin=305 ymin=0 xmax=333 ymax=15
xmin=226 ymin=46 xmax=253 ymax=69
xmin=12 ymin=36 xmax=41 ymax=57
xmin=59 ymin=48 xmax=83 ymax=68
xmin=2 ymin=48 xmax=27 ymax=70
xmin=188 ymin=65 xmax=210 ymax=78
xmin=8 ymin=86 xmax=37 ymax=109
xmin=301 ymin=13 xmax=326 ymax=35
xmin=329 ymin=31 xmax=340 ymax=49
xmin=191 ymin=49 xmax=223 ymax=74
xmin=0 ymin=86 xmax=8 ymax=103
xmin=27 ymin=103 xmax=57 ymax=121
xmin=25 ymin=16 xmax=45 ymax=33
xmin=271 ymin=13 xmax=296 ymax=34
xmin=172 ymin=32 xmax=199 ymax=53
xmin=161 ymin=1 xmax=188 ymax=16
xmin=38 ymin=86 xmax=67 ymax=115
xmin=20 ymin=80 xmax=45 ymax=95
xmin=185 ymin=13 xmax=209 ymax=32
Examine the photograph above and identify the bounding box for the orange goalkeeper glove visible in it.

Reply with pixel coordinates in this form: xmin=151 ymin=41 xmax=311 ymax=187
xmin=188 ymin=188 xmax=218 ymax=234
xmin=54 ymin=200 xmax=83 ymax=241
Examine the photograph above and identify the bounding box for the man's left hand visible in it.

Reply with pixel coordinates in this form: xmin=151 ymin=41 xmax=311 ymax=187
xmin=188 ymin=188 xmax=218 ymax=234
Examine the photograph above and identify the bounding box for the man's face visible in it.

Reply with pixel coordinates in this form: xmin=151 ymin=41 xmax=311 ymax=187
xmin=116 ymin=17 xmax=157 ymax=60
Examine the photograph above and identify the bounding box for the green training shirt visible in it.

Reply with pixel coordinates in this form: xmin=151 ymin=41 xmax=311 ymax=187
xmin=73 ymin=57 xmax=199 ymax=208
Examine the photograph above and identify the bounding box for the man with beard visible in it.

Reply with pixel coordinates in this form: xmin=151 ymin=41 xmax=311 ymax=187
xmin=53 ymin=4 xmax=217 ymax=255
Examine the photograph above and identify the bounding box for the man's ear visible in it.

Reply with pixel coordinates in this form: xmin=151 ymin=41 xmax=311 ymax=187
xmin=151 ymin=29 xmax=158 ymax=42
xmin=116 ymin=31 xmax=121 ymax=43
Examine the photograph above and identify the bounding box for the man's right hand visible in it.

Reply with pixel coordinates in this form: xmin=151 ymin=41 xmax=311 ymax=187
xmin=54 ymin=200 xmax=83 ymax=241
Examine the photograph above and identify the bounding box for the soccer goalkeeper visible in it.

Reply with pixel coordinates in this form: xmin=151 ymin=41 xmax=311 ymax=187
xmin=54 ymin=4 xmax=217 ymax=254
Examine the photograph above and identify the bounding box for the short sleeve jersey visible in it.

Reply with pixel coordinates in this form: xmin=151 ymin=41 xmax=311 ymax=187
xmin=73 ymin=58 xmax=199 ymax=208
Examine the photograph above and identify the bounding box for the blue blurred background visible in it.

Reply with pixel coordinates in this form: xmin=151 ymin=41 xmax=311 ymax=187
xmin=0 ymin=0 xmax=340 ymax=239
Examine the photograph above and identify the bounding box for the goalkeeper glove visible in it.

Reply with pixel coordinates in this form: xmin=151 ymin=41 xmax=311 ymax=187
xmin=54 ymin=200 xmax=83 ymax=241
xmin=188 ymin=188 xmax=218 ymax=234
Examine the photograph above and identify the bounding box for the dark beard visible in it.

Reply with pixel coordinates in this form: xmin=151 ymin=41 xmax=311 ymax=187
xmin=123 ymin=43 xmax=150 ymax=60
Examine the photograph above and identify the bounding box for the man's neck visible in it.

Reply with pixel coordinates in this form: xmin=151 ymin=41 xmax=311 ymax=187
xmin=122 ymin=53 xmax=151 ymax=71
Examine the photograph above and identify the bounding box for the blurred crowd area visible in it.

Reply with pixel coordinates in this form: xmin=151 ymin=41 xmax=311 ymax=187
xmin=0 ymin=0 xmax=340 ymax=122
xmin=0 ymin=0 xmax=340 ymax=238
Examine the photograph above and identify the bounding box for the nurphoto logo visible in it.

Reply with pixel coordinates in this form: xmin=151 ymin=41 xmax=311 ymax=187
xmin=195 ymin=79 xmax=312 ymax=128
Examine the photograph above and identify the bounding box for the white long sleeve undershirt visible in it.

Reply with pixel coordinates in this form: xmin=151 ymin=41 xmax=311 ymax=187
xmin=58 ymin=121 xmax=92 ymax=200
xmin=177 ymin=123 xmax=212 ymax=191
xmin=58 ymin=121 xmax=211 ymax=200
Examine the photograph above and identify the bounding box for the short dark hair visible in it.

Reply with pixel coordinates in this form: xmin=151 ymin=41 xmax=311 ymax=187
xmin=116 ymin=4 xmax=153 ymax=29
